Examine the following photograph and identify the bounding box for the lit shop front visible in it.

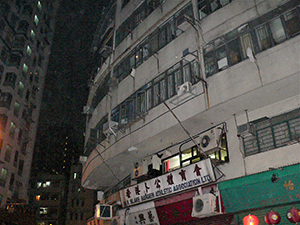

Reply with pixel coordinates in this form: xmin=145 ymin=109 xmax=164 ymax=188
xmin=219 ymin=163 xmax=300 ymax=224
xmin=117 ymin=158 xmax=233 ymax=225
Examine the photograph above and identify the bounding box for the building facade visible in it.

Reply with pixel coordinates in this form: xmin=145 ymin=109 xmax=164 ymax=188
xmin=66 ymin=164 xmax=97 ymax=225
xmin=0 ymin=0 xmax=59 ymax=206
xmin=82 ymin=0 xmax=300 ymax=224
xmin=31 ymin=174 xmax=67 ymax=225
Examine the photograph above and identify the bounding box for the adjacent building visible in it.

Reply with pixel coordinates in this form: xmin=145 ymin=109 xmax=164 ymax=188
xmin=0 ymin=0 xmax=59 ymax=206
xmin=31 ymin=174 xmax=67 ymax=225
xmin=82 ymin=0 xmax=300 ymax=224
xmin=66 ymin=164 xmax=97 ymax=225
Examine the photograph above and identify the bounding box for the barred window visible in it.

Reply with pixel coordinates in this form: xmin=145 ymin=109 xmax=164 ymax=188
xmin=242 ymin=108 xmax=300 ymax=156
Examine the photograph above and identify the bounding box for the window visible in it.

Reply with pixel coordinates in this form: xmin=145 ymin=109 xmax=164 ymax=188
xmin=17 ymin=160 xmax=24 ymax=176
xmin=17 ymin=129 xmax=23 ymax=144
xmin=255 ymin=25 xmax=271 ymax=51
xmin=37 ymin=1 xmax=42 ymax=11
xmin=109 ymin=59 xmax=200 ymax=131
xmin=37 ymin=182 xmax=42 ymax=188
xmin=14 ymin=102 xmax=20 ymax=117
xmin=198 ymin=0 xmax=232 ymax=20
xmin=4 ymin=145 xmax=12 ymax=162
xmin=242 ymin=108 xmax=300 ymax=156
xmin=202 ymin=3 xmax=300 ymax=77
xmin=34 ymin=15 xmax=39 ymax=26
xmin=284 ymin=9 xmax=300 ymax=37
xmin=30 ymin=30 xmax=35 ymax=40
xmin=163 ymin=129 xmax=228 ymax=172
xmin=0 ymin=168 xmax=8 ymax=187
xmin=39 ymin=207 xmax=48 ymax=215
xmin=163 ymin=155 xmax=180 ymax=173
xmin=0 ymin=92 xmax=12 ymax=109
xmin=3 ymin=73 xmax=17 ymax=89
xmin=0 ymin=65 xmax=4 ymax=78
xmin=73 ymin=172 xmax=78 ymax=179
xmin=17 ymin=82 xmax=24 ymax=97
xmin=0 ymin=46 xmax=10 ymax=64
xmin=26 ymin=46 xmax=32 ymax=56
xmin=9 ymin=122 xmax=16 ymax=138
xmin=269 ymin=17 xmax=286 ymax=44
xmin=13 ymin=151 xmax=19 ymax=167
xmin=9 ymin=173 xmax=15 ymax=191
xmin=42 ymin=181 xmax=51 ymax=187
xmin=0 ymin=114 xmax=8 ymax=131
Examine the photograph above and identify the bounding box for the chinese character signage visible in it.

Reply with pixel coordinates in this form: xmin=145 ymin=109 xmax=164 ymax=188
xmin=129 ymin=208 xmax=160 ymax=225
xmin=120 ymin=158 xmax=215 ymax=207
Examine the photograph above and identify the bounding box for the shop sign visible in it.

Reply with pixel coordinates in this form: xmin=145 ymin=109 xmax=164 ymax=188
xmin=128 ymin=208 xmax=160 ymax=225
xmin=219 ymin=164 xmax=300 ymax=213
xmin=120 ymin=158 xmax=215 ymax=207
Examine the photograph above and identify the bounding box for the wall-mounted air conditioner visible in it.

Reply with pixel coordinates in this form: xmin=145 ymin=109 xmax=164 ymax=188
xmin=103 ymin=120 xmax=119 ymax=136
xmin=132 ymin=159 xmax=148 ymax=179
xmin=192 ymin=193 xmax=217 ymax=218
xmin=177 ymin=82 xmax=192 ymax=96
xmin=199 ymin=127 xmax=222 ymax=153
xmin=237 ymin=123 xmax=255 ymax=138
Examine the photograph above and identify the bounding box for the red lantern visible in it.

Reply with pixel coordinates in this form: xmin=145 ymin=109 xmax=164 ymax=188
xmin=243 ymin=214 xmax=259 ymax=225
xmin=287 ymin=207 xmax=300 ymax=223
xmin=265 ymin=211 xmax=281 ymax=224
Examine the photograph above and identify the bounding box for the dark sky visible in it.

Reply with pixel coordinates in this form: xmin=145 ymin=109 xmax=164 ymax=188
xmin=33 ymin=0 xmax=109 ymax=174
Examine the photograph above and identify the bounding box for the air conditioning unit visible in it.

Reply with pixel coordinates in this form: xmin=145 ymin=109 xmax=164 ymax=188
xmin=132 ymin=159 xmax=148 ymax=179
xmin=177 ymin=82 xmax=192 ymax=96
xmin=111 ymin=215 xmax=121 ymax=225
xmin=79 ymin=156 xmax=87 ymax=164
xmin=83 ymin=106 xmax=92 ymax=114
xmin=199 ymin=128 xmax=221 ymax=152
xmin=103 ymin=120 xmax=119 ymax=136
xmin=192 ymin=193 xmax=217 ymax=218
xmin=237 ymin=123 xmax=255 ymax=138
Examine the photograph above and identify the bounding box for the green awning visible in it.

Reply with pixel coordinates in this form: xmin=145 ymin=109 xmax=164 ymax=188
xmin=219 ymin=163 xmax=300 ymax=213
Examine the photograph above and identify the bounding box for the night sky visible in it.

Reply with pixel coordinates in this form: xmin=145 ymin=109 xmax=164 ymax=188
xmin=32 ymin=0 xmax=110 ymax=175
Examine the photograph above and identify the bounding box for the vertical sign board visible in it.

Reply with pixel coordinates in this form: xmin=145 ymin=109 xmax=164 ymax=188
xmin=120 ymin=158 xmax=216 ymax=207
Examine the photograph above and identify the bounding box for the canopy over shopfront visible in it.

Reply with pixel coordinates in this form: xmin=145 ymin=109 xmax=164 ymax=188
xmin=219 ymin=163 xmax=300 ymax=213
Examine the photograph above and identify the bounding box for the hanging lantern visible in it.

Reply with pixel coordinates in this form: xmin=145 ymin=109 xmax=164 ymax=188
xmin=265 ymin=210 xmax=281 ymax=224
xmin=286 ymin=208 xmax=300 ymax=223
xmin=243 ymin=214 xmax=259 ymax=225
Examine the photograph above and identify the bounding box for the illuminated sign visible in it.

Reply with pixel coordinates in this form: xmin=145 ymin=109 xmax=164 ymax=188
xmin=120 ymin=158 xmax=215 ymax=207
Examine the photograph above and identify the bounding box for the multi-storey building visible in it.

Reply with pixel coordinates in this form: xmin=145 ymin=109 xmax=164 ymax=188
xmin=0 ymin=0 xmax=59 ymax=206
xmin=82 ymin=0 xmax=300 ymax=224
xmin=31 ymin=174 xmax=67 ymax=225
xmin=66 ymin=164 xmax=97 ymax=225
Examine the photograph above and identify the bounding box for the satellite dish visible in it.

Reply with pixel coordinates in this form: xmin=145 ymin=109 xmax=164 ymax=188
xmin=246 ymin=47 xmax=256 ymax=63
